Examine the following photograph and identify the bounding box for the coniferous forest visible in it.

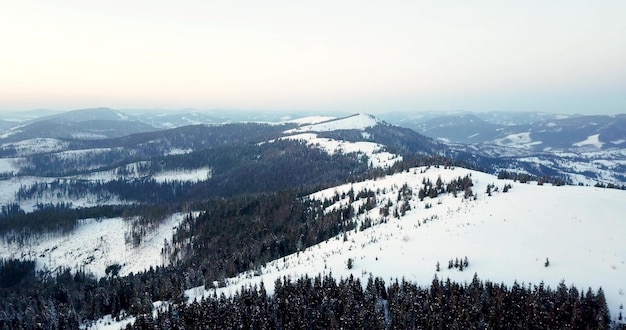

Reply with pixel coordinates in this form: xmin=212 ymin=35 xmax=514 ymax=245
xmin=136 ymin=274 xmax=611 ymax=329
xmin=0 ymin=258 xmax=614 ymax=329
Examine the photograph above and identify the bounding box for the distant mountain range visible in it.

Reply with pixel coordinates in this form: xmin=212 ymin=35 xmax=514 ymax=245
xmin=1 ymin=108 xmax=626 ymax=185
xmin=376 ymin=111 xmax=626 ymax=185
xmin=393 ymin=112 xmax=626 ymax=151
xmin=0 ymin=108 xmax=157 ymax=142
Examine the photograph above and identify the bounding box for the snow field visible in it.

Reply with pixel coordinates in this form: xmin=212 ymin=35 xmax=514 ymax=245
xmin=0 ymin=158 xmax=19 ymax=174
xmin=494 ymin=132 xmax=542 ymax=148
xmin=152 ymin=167 xmax=212 ymax=183
xmin=574 ymin=134 xmax=604 ymax=149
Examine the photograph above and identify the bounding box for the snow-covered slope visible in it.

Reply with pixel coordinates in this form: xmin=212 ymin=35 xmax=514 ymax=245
xmin=187 ymin=166 xmax=626 ymax=321
xmin=279 ymin=113 xmax=414 ymax=169
xmin=280 ymin=133 xmax=402 ymax=169
xmin=0 ymin=213 xmax=191 ymax=278
xmin=574 ymin=134 xmax=604 ymax=149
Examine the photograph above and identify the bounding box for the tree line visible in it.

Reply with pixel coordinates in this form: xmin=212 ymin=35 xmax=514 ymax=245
xmin=132 ymin=273 xmax=613 ymax=329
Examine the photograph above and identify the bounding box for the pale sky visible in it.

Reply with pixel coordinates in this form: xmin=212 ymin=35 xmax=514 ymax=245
xmin=1 ymin=1 xmax=625 ymax=114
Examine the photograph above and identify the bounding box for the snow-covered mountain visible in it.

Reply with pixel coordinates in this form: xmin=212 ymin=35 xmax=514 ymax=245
xmin=279 ymin=114 xmax=442 ymax=168
xmin=69 ymin=165 xmax=626 ymax=328
xmin=185 ymin=166 xmax=625 ymax=322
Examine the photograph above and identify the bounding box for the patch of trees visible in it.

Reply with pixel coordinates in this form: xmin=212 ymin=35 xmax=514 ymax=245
xmin=0 ymin=265 xmax=182 ymax=328
xmin=0 ymin=258 xmax=36 ymax=288
xmin=0 ymin=171 xmax=15 ymax=180
xmin=0 ymin=146 xmax=18 ymax=158
xmin=384 ymin=156 xmax=479 ymax=176
xmin=0 ymin=203 xmax=126 ymax=239
xmin=417 ymin=174 xmax=474 ymax=201
xmin=497 ymin=170 xmax=568 ymax=186
xmin=446 ymin=256 xmax=470 ymax=271
xmin=168 ymin=191 xmax=358 ymax=288
xmin=16 ymin=179 xmax=118 ymax=201
xmin=130 ymin=274 xmax=611 ymax=329
xmin=594 ymin=182 xmax=626 ymax=190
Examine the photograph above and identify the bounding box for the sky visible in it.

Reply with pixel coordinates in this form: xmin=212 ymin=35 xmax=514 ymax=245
xmin=1 ymin=1 xmax=625 ymax=115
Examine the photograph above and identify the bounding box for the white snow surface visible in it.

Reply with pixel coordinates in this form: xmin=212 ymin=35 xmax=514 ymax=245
xmin=68 ymin=162 xmax=212 ymax=184
xmin=70 ymin=132 xmax=109 ymax=139
xmin=186 ymin=166 xmax=626 ymax=320
xmin=0 ymin=213 xmax=191 ymax=278
xmin=165 ymin=148 xmax=193 ymax=156
xmin=152 ymin=167 xmax=212 ymax=183
xmin=494 ymin=132 xmax=542 ymax=148
xmin=574 ymin=134 xmax=604 ymax=149
xmin=284 ymin=114 xmax=380 ymax=134
xmin=281 ymin=133 xmax=402 ymax=168
xmin=0 ymin=158 xmax=19 ymax=173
